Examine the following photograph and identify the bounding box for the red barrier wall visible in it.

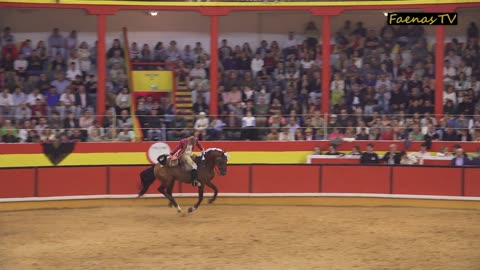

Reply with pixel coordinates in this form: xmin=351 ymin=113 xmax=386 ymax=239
xmin=180 ymin=165 xmax=250 ymax=193
xmin=37 ymin=167 xmax=107 ymax=197
xmin=322 ymin=166 xmax=391 ymax=194
xmin=108 ymin=166 xmax=181 ymax=195
xmin=251 ymin=165 xmax=319 ymax=193
xmin=0 ymin=169 xmax=35 ymax=198
xmin=464 ymin=168 xmax=480 ymax=197
xmin=392 ymin=167 xmax=463 ymax=196
xmin=1 ymin=165 xmax=478 ymax=199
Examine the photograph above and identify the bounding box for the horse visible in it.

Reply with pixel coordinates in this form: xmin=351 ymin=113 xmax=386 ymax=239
xmin=137 ymin=148 xmax=229 ymax=213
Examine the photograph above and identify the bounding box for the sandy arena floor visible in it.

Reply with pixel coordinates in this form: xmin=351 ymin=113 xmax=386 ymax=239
xmin=1 ymin=203 xmax=480 ymax=270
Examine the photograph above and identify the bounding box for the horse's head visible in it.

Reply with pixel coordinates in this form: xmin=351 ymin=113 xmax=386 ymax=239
xmin=204 ymin=148 xmax=229 ymax=176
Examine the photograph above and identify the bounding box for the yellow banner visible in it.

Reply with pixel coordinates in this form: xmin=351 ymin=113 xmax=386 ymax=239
xmin=132 ymin=71 xmax=173 ymax=92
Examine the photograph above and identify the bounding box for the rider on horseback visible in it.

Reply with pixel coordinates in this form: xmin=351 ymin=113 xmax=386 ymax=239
xmin=170 ymin=135 xmax=205 ymax=187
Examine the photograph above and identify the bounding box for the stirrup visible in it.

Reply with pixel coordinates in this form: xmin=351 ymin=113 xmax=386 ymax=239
xmin=192 ymin=180 xmax=201 ymax=187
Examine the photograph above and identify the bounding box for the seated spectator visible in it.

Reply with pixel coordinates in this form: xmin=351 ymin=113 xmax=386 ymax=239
xmin=265 ymin=128 xmax=279 ymax=141
xmin=241 ymin=111 xmax=257 ymax=140
xmin=117 ymin=109 xmax=133 ymax=129
xmin=66 ymin=62 xmax=81 ymax=81
xmin=324 ymin=145 xmax=341 ymax=155
xmin=328 ymin=128 xmax=344 ymax=140
xmin=360 ymin=144 xmax=379 ymax=164
xmin=193 ymin=96 xmax=209 ymax=115
xmin=408 ymin=125 xmax=424 ymax=141
xmin=18 ymin=120 xmax=32 ymax=142
xmin=442 ymin=128 xmax=460 ymax=141
xmin=118 ymin=127 xmax=136 ymax=142
xmin=31 ymin=98 xmax=47 ymax=122
xmin=451 ymin=148 xmax=470 ymax=166
xmin=59 ymin=87 xmax=77 ymax=116
xmin=400 ymin=151 xmax=423 ymax=165
xmin=167 ymin=115 xmax=190 ymax=141
xmin=278 ymin=126 xmax=294 ymax=141
xmin=14 ymin=53 xmax=28 ymax=78
xmin=312 ymin=146 xmax=322 ymax=155
xmin=107 ymin=50 xmax=125 ymax=69
xmin=26 ymin=129 xmax=40 ymax=143
xmin=40 ymin=128 xmax=56 ymax=142
xmin=27 ymin=50 xmax=44 ymax=77
xmin=145 ymin=116 xmax=166 ymax=142
xmin=437 ymin=146 xmax=452 ymax=157
xmin=304 ymin=128 xmax=314 ymax=141
xmin=207 ymin=117 xmax=226 ymax=141
xmin=104 ymin=127 xmax=119 ymax=141
xmin=87 ymin=128 xmax=103 ymax=142
xmin=383 ymin=144 xmax=401 ymax=165
xmin=194 ymin=112 xmax=209 ymax=138
xmin=64 ymin=112 xmax=80 ymax=129
xmin=115 ymin=87 xmax=130 ymax=115
xmin=417 ymin=143 xmax=431 ymax=158
xmin=347 ymin=146 xmax=362 ymax=155
xmin=68 ymin=128 xmax=85 ymax=142
xmin=0 ymin=88 xmax=13 ymax=118
xmin=79 ymin=110 xmax=94 ymax=129
xmin=15 ymin=103 xmax=32 ymax=122
xmin=1 ymin=129 xmax=18 ymax=143
xmin=50 ymin=72 xmax=70 ymax=95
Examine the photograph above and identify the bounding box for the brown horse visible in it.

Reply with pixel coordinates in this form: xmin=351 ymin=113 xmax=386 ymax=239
xmin=137 ymin=148 xmax=229 ymax=213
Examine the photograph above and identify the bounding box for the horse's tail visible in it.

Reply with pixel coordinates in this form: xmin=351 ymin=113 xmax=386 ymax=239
xmin=137 ymin=165 xmax=156 ymax=198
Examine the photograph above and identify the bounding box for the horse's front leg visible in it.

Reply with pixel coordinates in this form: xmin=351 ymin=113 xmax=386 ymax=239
xmin=188 ymin=185 xmax=204 ymax=213
xmin=206 ymin=181 xmax=218 ymax=204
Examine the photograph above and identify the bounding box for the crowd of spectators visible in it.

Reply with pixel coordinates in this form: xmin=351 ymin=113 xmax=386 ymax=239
xmin=0 ymin=27 xmax=139 ymax=142
xmin=311 ymin=143 xmax=480 ymax=167
xmin=1 ymin=19 xmax=480 ymax=143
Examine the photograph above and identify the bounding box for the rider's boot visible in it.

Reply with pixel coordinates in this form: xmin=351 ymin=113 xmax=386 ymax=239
xmin=191 ymin=169 xmax=201 ymax=187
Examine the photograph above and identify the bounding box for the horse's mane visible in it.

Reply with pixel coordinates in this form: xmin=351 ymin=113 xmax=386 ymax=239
xmin=205 ymin=148 xmax=230 ymax=160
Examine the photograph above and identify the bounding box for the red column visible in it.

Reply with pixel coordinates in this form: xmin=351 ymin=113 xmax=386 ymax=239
xmin=435 ymin=25 xmax=445 ymax=118
xmin=96 ymin=14 xmax=107 ymax=122
xmin=321 ymin=15 xmax=331 ymax=114
xmin=209 ymin=15 xmax=219 ymax=117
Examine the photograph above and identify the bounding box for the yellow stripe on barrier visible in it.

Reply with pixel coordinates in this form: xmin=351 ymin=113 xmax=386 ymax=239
xmin=0 ymin=151 xmax=312 ymax=167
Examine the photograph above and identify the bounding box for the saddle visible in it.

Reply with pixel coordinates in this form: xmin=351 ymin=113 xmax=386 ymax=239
xmin=157 ymin=154 xmax=197 ymax=170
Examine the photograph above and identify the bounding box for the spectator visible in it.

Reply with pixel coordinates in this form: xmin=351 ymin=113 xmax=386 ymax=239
xmin=278 ymin=126 xmax=294 ymax=141
xmin=69 ymin=128 xmax=86 ymax=142
xmin=250 ymin=53 xmax=264 ymax=78
xmin=417 ymin=143 xmax=431 ymax=158
xmin=51 ymin=73 xmax=70 ymax=95
xmin=360 ymin=143 xmax=380 ymax=164
xmin=312 ymin=146 xmax=322 ymax=155
xmin=118 ymin=127 xmax=136 ymax=142
xmin=117 ymin=109 xmax=133 ymax=129
xmin=0 ymin=88 xmax=14 ymax=117
xmin=87 ymin=128 xmax=103 ymax=142
xmin=194 ymin=112 xmax=209 ymax=137
xmin=400 ymin=151 xmax=423 ymax=165
xmin=48 ymin=28 xmax=65 ymax=59
xmin=2 ymin=129 xmax=18 ymax=143
xmin=115 ymin=87 xmax=130 ymax=115
xmin=107 ymin=39 xmax=124 ymax=58
xmin=66 ymin=62 xmax=82 ymax=81
xmin=437 ymin=146 xmax=452 ymax=157
xmin=324 ymin=145 xmax=341 ymax=155
xmin=241 ymin=111 xmax=257 ymax=140
xmin=451 ymin=148 xmax=470 ymax=166
xmin=383 ymin=144 xmax=401 ymax=165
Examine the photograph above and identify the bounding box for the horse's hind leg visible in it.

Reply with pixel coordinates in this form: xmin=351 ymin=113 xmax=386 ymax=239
xmin=158 ymin=184 xmax=181 ymax=213
xmin=166 ymin=182 xmax=182 ymax=213
xmin=206 ymin=182 xmax=218 ymax=204
xmin=189 ymin=185 xmax=204 ymax=213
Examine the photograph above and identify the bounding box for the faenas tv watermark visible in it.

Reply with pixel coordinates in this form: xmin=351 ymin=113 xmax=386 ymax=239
xmin=387 ymin=13 xmax=458 ymax=25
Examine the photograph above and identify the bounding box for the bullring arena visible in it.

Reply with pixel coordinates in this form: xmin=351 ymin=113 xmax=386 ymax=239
xmin=2 ymin=0 xmax=480 ymax=269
